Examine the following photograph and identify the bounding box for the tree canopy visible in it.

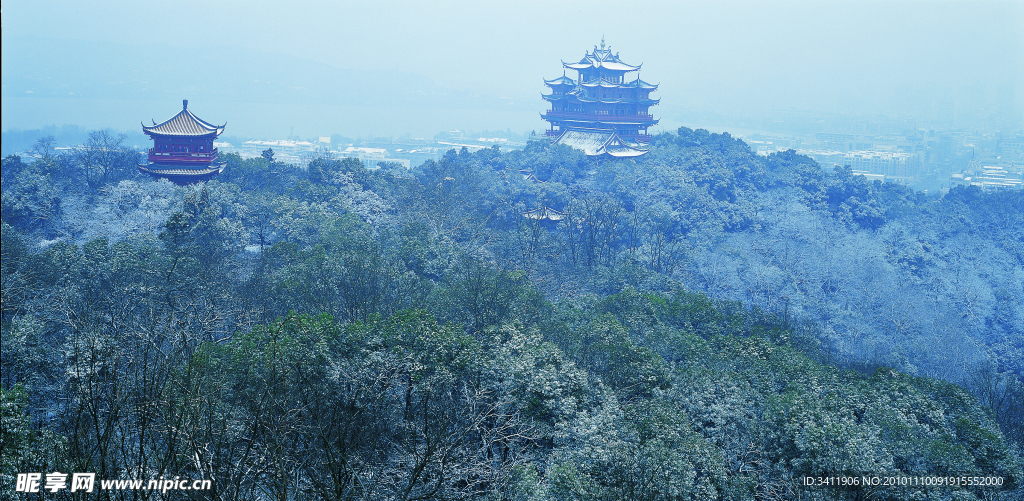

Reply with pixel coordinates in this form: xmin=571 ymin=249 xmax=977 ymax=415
xmin=2 ymin=127 xmax=1022 ymax=500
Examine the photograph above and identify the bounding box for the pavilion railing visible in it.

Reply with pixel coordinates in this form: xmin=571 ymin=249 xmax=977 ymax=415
xmin=543 ymin=130 xmax=653 ymax=143
xmin=544 ymin=111 xmax=655 ymax=122
xmin=148 ymin=148 xmax=219 ymax=159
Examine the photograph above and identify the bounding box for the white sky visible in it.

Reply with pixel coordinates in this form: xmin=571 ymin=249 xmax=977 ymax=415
xmin=3 ymin=0 xmax=1022 ymax=138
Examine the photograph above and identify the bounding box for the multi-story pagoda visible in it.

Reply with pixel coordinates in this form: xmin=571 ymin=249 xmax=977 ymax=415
xmin=542 ymin=39 xmax=658 ymax=157
xmin=139 ymin=100 xmax=226 ymax=184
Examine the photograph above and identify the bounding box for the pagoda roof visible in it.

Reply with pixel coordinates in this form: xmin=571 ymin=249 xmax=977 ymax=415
xmin=573 ymin=94 xmax=661 ymax=106
xmin=137 ymin=162 xmax=225 ymax=184
xmin=143 ymin=100 xmax=225 ymax=137
xmin=562 ymin=40 xmax=640 ymax=73
xmin=622 ymin=78 xmax=659 ymax=90
xmin=580 ymin=78 xmax=623 ymax=88
xmin=552 ymin=130 xmax=648 ymax=158
xmin=563 ymin=60 xmax=640 ymax=72
xmin=544 ymin=75 xmax=576 ymax=86
xmin=520 ymin=170 xmax=544 ymax=183
xmin=576 ymin=77 xmax=658 ymax=91
xmin=524 ymin=206 xmax=565 ymax=221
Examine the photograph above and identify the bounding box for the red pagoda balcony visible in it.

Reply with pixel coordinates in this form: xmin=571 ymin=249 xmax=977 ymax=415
xmin=544 ymin=111 xmax=655 ymax=123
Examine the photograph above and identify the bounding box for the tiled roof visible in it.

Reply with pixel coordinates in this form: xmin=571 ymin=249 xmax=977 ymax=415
xmin=552 ymin=130 xmax=648 ymax=158
xmin=138 ymin=163 xmax=225 ymax=176
xmin=524 ymin=207 xmax=565 ymax=220
xmin=622 ymin=78 xmax=658 ymax=90
xmin=580 ymin=78 xmax=624 ymax=88
xmin=143 ymin=100 xmax=225 ymax=137
xmin=544 ymin=76 xmax=576 ymax=86
xmin=561 ymin=41 xmax=641 ymax=73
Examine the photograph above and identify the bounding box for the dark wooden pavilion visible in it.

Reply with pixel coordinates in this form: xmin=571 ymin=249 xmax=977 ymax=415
xmin=139 ymin=100 xmax=226 ymax=184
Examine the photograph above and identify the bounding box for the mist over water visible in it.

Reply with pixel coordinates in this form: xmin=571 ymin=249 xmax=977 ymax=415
xmin=3 ymin=1 xmax=1022 ymax=139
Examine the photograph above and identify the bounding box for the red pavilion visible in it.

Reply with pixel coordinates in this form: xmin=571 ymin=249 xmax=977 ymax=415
xmin=139 ymin=100 xmax=226 ymax=184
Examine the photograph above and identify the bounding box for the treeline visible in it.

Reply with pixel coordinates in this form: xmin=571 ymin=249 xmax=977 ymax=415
xmin=2 ymin=127 xmax=1023 ymax=499
xmin=3 ymin=219 xmax=1021 ymax=499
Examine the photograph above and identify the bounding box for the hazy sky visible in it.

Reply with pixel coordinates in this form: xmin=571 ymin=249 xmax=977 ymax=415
xmin=3 ymin=0 xmax=1022 ymax=139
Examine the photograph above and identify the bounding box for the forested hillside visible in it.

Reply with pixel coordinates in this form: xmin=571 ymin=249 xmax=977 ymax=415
xmin=2 ymin=128 xmax=1022 ymax=500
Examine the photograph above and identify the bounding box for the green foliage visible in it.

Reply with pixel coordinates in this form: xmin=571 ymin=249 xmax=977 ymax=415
xmin=0 ymin=385 xmax=32 ymax=477
xmin=3 ymin=125 xmax=1023 ymax=501
xmin=565 ymin=313 xmax=671 ymax=399
xmin=0 ymin=222 xmax=35 ymax=322
xmin=0 ymin=385 xmax=69 ymax=492
xmin=551 ymin=396 xmax=725 ymax=501
xmin=431 ymin=258 xmax=550 ymax=333
xmin=0 ymin=155 xmax=64 ymax=231
xmin=482 ymin=324 xmax=588 ymax=431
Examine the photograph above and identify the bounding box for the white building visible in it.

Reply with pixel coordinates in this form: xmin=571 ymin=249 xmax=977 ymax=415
xmin=342 ymin=146 xmax=410 ymax=169
xmin=238 ymin=139 xmax=317 ymax=163
xmin=800 ymin=149 xmax=922 ymax=184
xmin=951 ymin=163 xmax=1023 ymax=191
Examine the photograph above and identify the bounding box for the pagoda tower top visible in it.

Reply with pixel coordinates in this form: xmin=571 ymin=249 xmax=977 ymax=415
xmin=562 ymin=41 xmax=641 ymax=75
xmin=143 ymin=100 xmax=226 ymax=137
